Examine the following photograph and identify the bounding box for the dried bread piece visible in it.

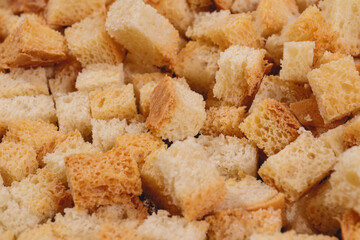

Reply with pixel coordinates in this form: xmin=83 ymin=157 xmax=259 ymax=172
xmin=318 ymin=124 xmax=347 ymax=156
xmin=230 ymin=0 xmax=260 ymax=13
xmin=250 ymin=230 xmax=338 ymax=240
xmin=259 ymin=131 xmax=337 ymax=202
xmin=123 ymin=53 xmax=161 ymax=83
xmin=314 ymin=50 xmax=346 ymax=68
xmin=343 ymin=117 xmax=360 ymax=148
xmin=93 ymin=222 xmax=141 ymax=240
xmin=11 ymin=0 xmax=46 ymax=13
xmin=265 ymin=34 xmax=285 ymax=65
xmin=0 ymin=231 xmax=14 ymax=240
xmin=285 ymin=196 xmax=315 ymax=234
xmin=295 ymin=0 xmax=320 ymax=12
xmin=131 ymin=73 xmax=167 ymax=102
xmin=340 ymin=210 xmax=360 ymax=240
xmin=7 ymin=67 xmax=48 ymax=96
xmin=186 ymin=0 xmax=213 ymax=10
xmin=17 ymin=224 xmax=60 ymax=240
xmin=0 ymin=8 xmax=19 ymax=40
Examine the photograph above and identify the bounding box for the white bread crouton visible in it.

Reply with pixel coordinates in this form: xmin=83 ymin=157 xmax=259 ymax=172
xmin=280 ymin=41 xmax=315 ymax=82
xmin=0 ymin=230 xmax=14 ymax=240
xmin=343 ymin=118 xmax=360 ymax=148
xmin=0 ymin=8 xmax=19 ymax=40
xmin=17 ymin=223 xmax=59 ymax=240
xmin=340 ymin=210 xmax=360 ymax=240
xmin=11 ymin=0 xmax=47 ymax=14
xmin=250 ymin=230 xmax=338 ymax=240
xmin=230 ymin=0 xmax=260 ymax=13
xmin=65 ymin=13 xmax=125 ymax=67
xmin=318 ymin=124 xmax=347 ymax=156
xmin=213 ymin=45 xmax=267 ymax=106
xmin=314 ymin=50 xmax=346 ymax=68
xmin=146 ymin=78 xmax=206 ymax=141
xmin=131 ymin=72 xmax=167 ymax=102
xmin=8 ymin=67 xmax=48 ymax=96
xmin=295 ymin=0 xmax=320 ymax=12
xmin=106 ymin=0 xmax=180 ymax=67
xmin=286 ymin=196 xmax=315 ymax=234
xmin=186 ymin=0 xmax=213 ymax=10
xmin=307 ymin=56 xmax=360 ymax=123
xmin=240 ymin=99 xmax=301 ymax=156
xmin=259 ymin=131 xmax=337 ymax=202
xmin=265 ymin=34 xmax=285 ymax=65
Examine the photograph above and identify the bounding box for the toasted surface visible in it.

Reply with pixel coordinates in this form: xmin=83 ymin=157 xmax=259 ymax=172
xmin=250 ymin=230 xmax=338 ymax=240
xmin=343 ymin=118 xmax=360 ymax=148
xmin=131 ymin=72 xmax=167 ymax=102
xmin=11 ymin=0 xmax=47 ymax=13
xmin=286 ymin=196 xmax=315 ymax=234
xmin=340 ymin=210 xmax=360 ymax=240
xmin=318 ymin=124 xmax=347 ymax=156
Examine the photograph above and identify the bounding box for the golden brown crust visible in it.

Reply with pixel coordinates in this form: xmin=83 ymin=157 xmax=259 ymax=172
xmin=213 ymin=0 xmax=232 ymax=10
xmin=11 ymin=0 xmax=47 ymax=13
xmin=343 ymin=121 xmax=360 ymax=149
xmin=340 ymin=210 xmax=360 ymax=240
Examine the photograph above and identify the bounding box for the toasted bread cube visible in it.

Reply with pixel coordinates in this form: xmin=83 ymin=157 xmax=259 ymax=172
xmin=186 ymin=0 xmax=213 ymax=10
xmin=340 ymin=210 xmax=360 ymax=240
xmin=146 ymin=78 xmax=206 ymax=141
xmin=308 ymin=56 xmax=360 ymax=123
xmin=0 ymin=142 xmax=37 ymax=186
xmin=265 ymin=34 xmax=285 ymax=65
xmin=89 ymin=84 xmax=137 ymax=121
xmin=131 ymin=73 xmax=167 ymax=101
xmin=318 ymin=124 xmax=347 ymax=156
xmin=11 ymin=0 xmax=46 ymax=13
xmin=314 ymin=50 xmax=346 ymax=68
xmin=205 ymin=208 xmax=282 ymax=240
xmin=256 ymin=0 xmax=299 ymax=38
xmin=250 ymin=231 xmax=338 ymax=240
xmin=186 ymin=11 xmax=263 ymax=50
xmin=280 ymin=41 xmax=315 ymax=82
xmin=93 ymin=222 xmax=141 ymax=240
xmin=213 ymin=0 xmax=233 ymax=10
xmin=55 ymin=91 xmax=92 ymax=139
xmin=0 ymin=231 xmax=14 ymax=240
xmin=343 ymin=119 xmax=360 ymax=148
xmin=295 ymin=0 xmax=320 ymax=12
xmin=76 ymin=63 xmax=124 ymax=92
xmin=213 ymin=45 xmax=267 ymax=106
xmin=123 ymin=53 xmax=161 ymax=83
xmin=259 ymin=131 xmax=337 ymax=202
xmin=286 ymin=196 xmax=315 ymax=234
xmin=106 ymin=0 xmax=180 ymax=67
xmin=240 ymin=99 xmax=301 ymax=156
xmin=0 ymin=8 xmax=19 ymax=40
xmin=229 ymin=0 xmax=260 ymax=13
xmin=46 ymin=0 xmax=106 ymax=26
xmin=65 ymin=14 xmax=125 ymax=67
xmin=0 ymin=16 xmax=67 ymax=68
xmin=65 ymin=147 xmax=142 ymax=209
xmin=17 ymin=223 xmax=59 ymax=240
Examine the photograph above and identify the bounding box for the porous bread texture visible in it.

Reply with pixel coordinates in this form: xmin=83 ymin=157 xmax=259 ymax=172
xmin=340 ymin=210 xmax=360 ymax=240
xmin=186 ymin=10 xmax=263 ymax=50
xmin=249 ymin=75 xmax=312 ymax=113
xmin=330 ymin=146 xmax=360 ymax=215
xmin=280 ymin=41 xmax=315 ymax=82
xmin=205 ymin=208 xmax=282 ymax=240
xmin=343 ymin=118 xmax=360 ymax=148
xmin=0 ymin=142 xmax=37 ymax=186
xmin=45 ymin=0 xmax=106 ymax=26
xmin=0 ymin=230 xmax=14 ymax=240
xmin=172 ymin=40 xmax=220 ymax=95
xmin=213 ymin=45 xmax=267 ymax=107
xmin=131 ymin=72 xmax=167 ymax=102
xmin=76 ymin=63 xmax=124 ymax=92
xmin=55 ymin=91 xmax=92 ymax=139
xmin=200 ymin=106 xmax=246 ymax=138
xmin=186 ymin=0 xmax=213 ymax=10
xmin=240 ymin=99 xmax=301 ymax=156
xmin=259 ymin=131 xmax=337 ymax=202
xmin=0 ymin=16 xmax=67 ymax=68
xmin=93 ymin=221 xmax=141 ymax=240
xmin=123 ymin=53 xmax=161 ymax=84
xmin=286 ymin=196 xmax=314 ymax=234
xmin=146 ymin=78 xmax=206 ymax=141
xmin=318 ymin=123 xmax=346 ymax=156
xmin=89 ymin=84 xmax=137 ymax=121
xmin=65 ymin=13 xmax=125 ymax=67
xmin=314 ymin=50 xmax=346 ymax=68
xmin=17 ymin=223 xmax=60 ymax=240
xmin=136 ymin=210 xmax=209 ymax=240
xmin=255 ymin=0 xmax=299 ymax=38
xmin=106 ymin=0 xmax=180 ymax=67
xmin=296 ymin=0 xmax=320 ymax=12
xmin=215 ymin=176 xmax=284 ymax=212
xmin=319 ymin=0 xmax=360 ymax=56
xmin=195 ymin=135 xmax=258 ymax=178
xmin=265 ymin=34 xmax=285 ymax=65
xmin=305 ymin=180 xmax=346 ymax=235
xmin=11 ymin=0 xmax=47 ymax=13
xmin=227 ymin=0 xmax=260 ymax=13
xmin=43 ymin=130 xmax=98 ymax=184
xmin=307 ymin=56 xmax=360 ymax=123
xmin=250 ymin=230 xmax=338 ymax=240
xmin=0 ymin=8 xmax=18 ymax=40
xmin=65 ymin=147 xmax=142 ymax=209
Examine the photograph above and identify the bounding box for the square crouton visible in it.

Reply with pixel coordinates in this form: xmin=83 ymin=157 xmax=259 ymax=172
xmin=240 ymin=99 xmax=301 ymax=156
xmin=265 ymin=34 xmax=285 ymax=65
xmin=186 ymin=0 xmax=213 ymax=10
xmin=280 ymin=41 xmax=315 ymax=82
xmin=65 ymin=13 xmax=125 ymax=67
xmin=76 ymin=63 xmax=124 ymax=92
xmin=343 ymin=118 xmax=360 ymax=148
xmin=131 ymin=73 xmax=167 ymax=102
xmin=213 ymin=45 xmax=267 ymax=107
xmin=105 ymin=0 xmax=180 ymax=67
xmin=89 ymin=84 xmax=137 ymax=121
xmin=55 ymin=91 xmax=92 ymax=139
xmin=205 ymin=208 xmax=282 ymax=240
xmin=0 ymin=16 xmax=67 ymax=68
xmin=259 ymin=131 xmax=337 ymax=202
xmin=46 ymin=0 xmax=106 ymax=26
xmin=146 ymin=78 xmax=206 ymax=141
xmin=314 ymin=50 xmax=346 ymax=68
xmin=172 ymin=41 xmax=220 ymax=95
xmin=318 ymin=124 xmax=347 ymax=156
xmin=307 ymin=56 xmax=360 ymax=123
xmin=340 ymin=210 xmax=360 ymax=240
xmin=186 ymin=10 xmax=263 ymax=50
xmin=11 ymin=0 xmax=47 ymax=13
xmin=0 ymin=142 xmax=37 ymax=186
xmin=65 ymin=147 xmax=142 ymax=209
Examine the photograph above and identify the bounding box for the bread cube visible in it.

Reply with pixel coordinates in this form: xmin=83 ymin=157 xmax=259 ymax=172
xmin=280 ymin=41 xmax=315 ymax=82
xmin=0 ymin=142 xmax=37 ymax=186
xmin=93 ymin=222 xmax=141 ymax=240
xmin=123 ymin=53 xmax=161 ymax=83
xmin=213 ymin=45 xmax=267 ymax=106
xmin=46 ymin=0 xmax=106 ymax=26
xmin=131 ymin=73 xmax=167 ymax=101
xmin=314 ymin=50 xmax=346 ymax=68
xmin=106 ymin=0 xmax=180 ymax=67
xmin=0 ymin=8 xmax=19 ymax=40
xmin=265 ymin=34 xmax=285 ymax=65
xmin=286 ymin=196 xmax=314 ymax=234
xmin=0 ymin=16 xmax=67 ymax=68
xmin=89 ymin=84 xmax=137 ymax=121
xmin=186 ymin=0 xmax=213 ymax=10
xmin=308 ymin=56 xmax=360 ymax=123
xmin=318 ymin=124 xmax=347 ymax=156
xmin=250 ymin=231 xmax=338 ymax=240
xmin=340 ymin=210 xmax=360 ymax=240
xmin=55 ymin=91 xmax=92 ymax=139
xmin=76 ymin=63 xmax=124 ymax=92
xmin=186 ymin=10 xmax=263 ymax=50
xmin=343 ymin=119 xmax=360 ymax=148
xmin=146 ymin=78 xmax=206 ymax=141
xmin=0 ymin=231 xmax=14 ymax=240
xmin=17 ymin=223 xmax=59 ymax=240
xmin=11 ymin=0 xmax=46 ymax=13
xmin=231 ymin=0 xmax=260 ymax=13
xmin=213 ymin=0 xmax=233 ymax=10
xmin=259 ymin=131 xmax=337 ymax=202
xmin=240 ymin=99 xmax=301 ymax=156
xmin=65 ymin=147 xmax=142 ymax=209
xmin=295 ymin=0 xmax=320 ymax=12
xmin=0 ymin=73 xmax=46 ymax=98
xmin=172 ymin=41 xmax=220 ymax=95
xmin=65 ymin=13 xmax=125 ymax=66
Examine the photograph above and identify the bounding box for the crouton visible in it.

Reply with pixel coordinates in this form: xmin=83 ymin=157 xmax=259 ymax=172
xmin=93 ymin=222 xmax=141 ymax=240
xmin=0 ymin=231 xmax=14 ymax=240
xmin=286 ymin=196 xmax=314 ymax=234
xmin=230 ymin=0 xmax=260 ymax=13
xmin=240 ymin=99 xmax=301 ymax=156
xmin=106 ymin=0 xmax=180 ymax=67
xmin=343 ymin=118 xmax=360 ymax=148
xmin=265 ymin=34 xmax=285 ymax=65
xmin=280 ymin=41 xmax=315 ymax=82
xmin=0 ymin=142 xmax=37 ymax=186
xmin=340 ymin=210 xmax=360 ymax=240
xmin=186 ymin=0 xmax=213 ymax=10
xmin=213 ymin=45 xmax=267 ymax=106
xmin=0 ymin=8 xmax=19 ymax=40
xmin=295 ymin=0 xmax=320 ymax=12
xmin=250 ymin=230 xmax=338 ymax=240
xmin=308 ymin=56 xmax=360 ymax=123
xmin=123 ymin=53 xmax=161 ymax=84
xmin=131 ymin=73 xmax=167 ymax=101
xmin=259 ymin=131 xmax=337 ymax=202
xmin=314 ymin=50 xmax=346 ymax=68
xmin=65 ymin=147 xmax=142 ymax=209
xmin=146 ymin=78 xmax=206 ymax=141
xmin=65 ymin=13 xmax=125 ymax=66
xmin=213 ymin=0 xmax=233 ymax=10
xmin=17 ymin=224 xmax=59 ymax=240
xmin=318 ymin=124 xmax=347 ymax=156
xmin=7 ymin=67 xmax=48 ymax=96
xmin=11 ymin=0 xmax=47 ymax=13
